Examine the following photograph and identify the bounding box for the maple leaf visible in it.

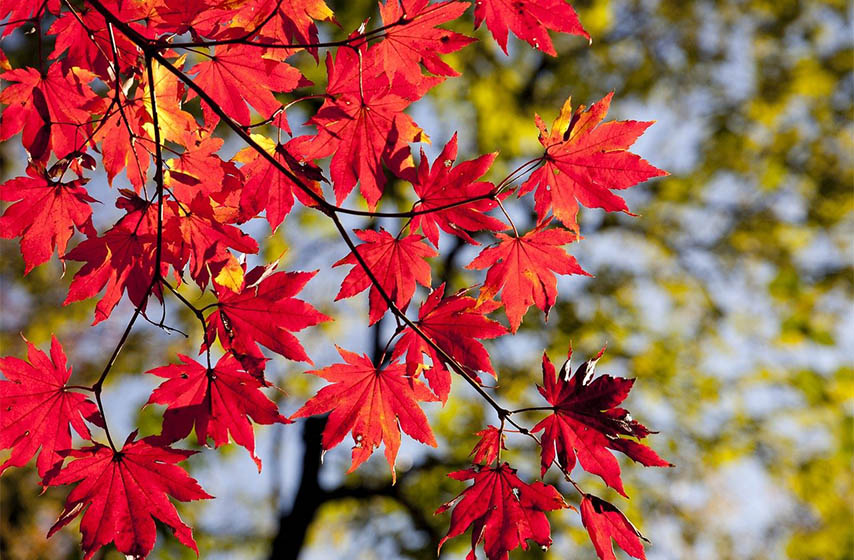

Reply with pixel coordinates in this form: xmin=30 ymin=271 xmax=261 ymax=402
xmin=205 ymin=266 xmax=330 ymax=369
xmin=372 ymin=0 xmax=475 ymax=81
xmin=291 ymin=347 xmax=437 ymax=482
xmin=474 ymin=0 xmax=589 ymax=56
xmin=0 ymin=63 xmax=103 ymax=160
xmin=334 ymin=228 xmax=437 ymax=325
xmin=147 ymin=354 xmax=287 ymax=470
xmin=0 ymin=0 xmax=59 ymax=38
xmin=409 ymin=133 xmax=506 ymax=247
xmin=167 ymin=193 xmax=259 ymax=287
xmin=580 ymin=494 xmax=649 ymax=560
xmin=141 ymin=56 xmax=197 ymax=144
xmin=64 ymin=192 xmax=175 ymax=325
xmin=291 ymin=45 xmax=430 ymax=208
xmin=0 ymin=164 xmax=97 ymax=273
xmin=469 ymin=425 xmax=506 ymax=466
xmin=47 ymin=434 xmax=212 ymax=560
xmin=436 ymin=462 xmax=566 ymax=560
xmin=466 ymin=220 xmax=589 ymax=332
xmin=188 ymin=44 xmax=309 ymax=126
xmin=234 ymin=135 xmax=324 ymax=231
xmin=518 ymin=92 xmax=668 ymax=233
xmin=95 ymin=97 xmax=152 ymax=193
xmin=391 ymin=284 xmax=506 ymax=401
xmin=48 ymin=6 xmax=139 ymax=80
xmin=223 ymin=0 xmax=334 ymax=46
xmin=0 ymin=335 xmax=101 ymax=479
xmin=532 ymin=348 xmax=671 ymax=496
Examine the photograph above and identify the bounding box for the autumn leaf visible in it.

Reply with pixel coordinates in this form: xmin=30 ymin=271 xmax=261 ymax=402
xmin=0 ymin=164 xmax=97 ymax=273
xmin=187 ymin=44 xmax=309 ymax=126
xmin=466 ymin=219 xmax=589 ymax=331
xmin=391 ymin=283 xmax=506 ymax=401
xmin=581 ymin=494 xmax=649 ymax=560
xmin=518 ymin=92 xmax=668 ymax=233
xmin=291 ymin=347 xmax=437 ymax=482
xmin=532 ymin=348 xmax=671 ymax=496
xmin=64 ymin=192 xmax=175 ymax=325
xmin=436 ymin=462 xmax=567 ymax=560
xmin=291 ymin=45 xmax=430 ymax=208
xmin=372 ymin=0 xmax=475 ymax=80
xmin=234 ymin=135 xmax=324 ymax=231
xmin=147 ymin=354 xmax=287 ymax=470
xmin=0 ymin=335 xmax=101 ymax=479
xmin=0 ymin=63 xmax=103 ymax=160
xmin=408 ymin=133 xmax=506 ymax=248
xmin=469 ymin=425 xmax=506 ymax=466
xmin=167 ymin=193 xmax=259 ymax=287
xmin=95 ymin=97 xmax=151 ymax=192
xmin=141 ymin=56 xmax=197 ymax=143
xmin=205 ymin=266 xmax=331 ymax=369
xmin=225 ymin=0 xmax=334 ymax=46
xmin=47 ymin=435 xmax=212 ymax=560
xmin=334 ymin=228 xmax=437 ymax=325
xmin=474 ymin=0 xmax=589 ymax=56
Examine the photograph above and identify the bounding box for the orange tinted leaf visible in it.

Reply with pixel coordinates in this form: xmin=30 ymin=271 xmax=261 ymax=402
xmin=334 ymin=228 xmax=437 ymax=325
xmin=372 ymin=0 xmax=475 ymax=80
xmin=291 ymin=347 xmax=437 ymax=481
xmin=391 ymin=284 xmax=506 ymax=401
xmin=519 ymin=93 xmax=668 ymax=233
xmin=466 ymin=220 xmax=589 ymax=331
xmin=188 ymin=44 xmax=308 ymax=126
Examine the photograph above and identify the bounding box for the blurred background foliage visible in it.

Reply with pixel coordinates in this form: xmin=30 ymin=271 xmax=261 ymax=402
xmin=1 ymin=0 xmax=852 ymax=559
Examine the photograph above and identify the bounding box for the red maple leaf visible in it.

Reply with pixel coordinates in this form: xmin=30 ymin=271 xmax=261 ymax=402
xmin=291 ymin=347 xmax=437 ymax=481
xmin=0 ymin=335 xmax=101 ymax=479
xmin=518 ymin=92 xmax=668 ymax=233
xmin=0 ymin=164 xmax=97 ymax=273
xmin=391 ymin=284 xmax=506 ymax=401
xmin=291 ymin=45 xmax=430 ymax=208
xmin=372 ymin=0 xmax=475 ymax=80
xmin=474 ymin=0 xmax=589 ymax=56
xmin=48 ymin=6 xmax=139 ymax=80
xmin=532 ymin=348 xmax=671 ymax=496
xmin=436 ymin=462 xmax=567 ymax=560
xmin=95 ymin=96 xmax=152 ymax=193
xmin=64 ymin=192 xmax=175 ymax=325
xmin=187 ymin=44 xmax=308 ymax=126
xmin=167 ymin=193 xmax=259 ymax=287
xmin=234 ymin=137 xmax=324 ymax=231
xmin=408 ymin=133 xmax=506 ymax=247
xmin=146 ymin=353 xmax=287 ymax=470
xmin=204 ymin=266 xmax=330 ymax=368
xmin=580 ymin=494 xmax=649 ymax=560
xmin=466 ymin=220 xmax=589 ymax=332
xmin=47 ymin=435 xmax=212 ymax=560
xmin=223 ymin=0 xmax=334 ymax=46
xmin=0 ymin=63 xmax=103 ymax=161
xmin=469 ymin=425 xmax=506 ymax=466
xmin=334 ymin=228 xmax=437 ymax=325
xmin=0 ymin=0 xmax=59 ymax=38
